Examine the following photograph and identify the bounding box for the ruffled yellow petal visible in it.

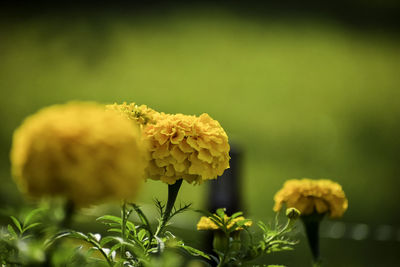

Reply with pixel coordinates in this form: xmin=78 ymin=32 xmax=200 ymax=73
xmin=11 ymin=102 xmax=148 ymax=206
xmin=197 ymin=215 xmax=252 ymax=231
xmin=273 ymin=178 xmax=348 ymax=218
xmin=144 ymin=113 xmax=230 ymax=185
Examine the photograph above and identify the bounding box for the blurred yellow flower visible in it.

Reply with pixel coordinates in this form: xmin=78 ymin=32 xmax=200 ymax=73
xmin=273 ymin=179 xmax=348 ymax=218
xmin=144 ymin=113 xmax=230 ymax=184
xmin=197 ymin=215 xmax=252 ymax=231
xmin=10 ymin=102 xmax=148 ymax=206
xmin=105 ymin=102 xmax=161 ymax=126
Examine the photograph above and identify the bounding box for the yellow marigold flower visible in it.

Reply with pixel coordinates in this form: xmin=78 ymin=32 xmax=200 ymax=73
xmin=105 ymin=102 xmax=161 ymax=126
xmin=273 ymin=178 xmax=348 ymax=218
xmin=10 ymin=102 xmax=148 ymax=206
xmin=197 ymin=215 xmax=252 ymax=231
xmin=144 ymin=113 xmax=230 ymax=184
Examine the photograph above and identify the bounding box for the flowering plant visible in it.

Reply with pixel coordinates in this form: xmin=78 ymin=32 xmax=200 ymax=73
xmin=1 ymin=101 xmax=347 ymax=267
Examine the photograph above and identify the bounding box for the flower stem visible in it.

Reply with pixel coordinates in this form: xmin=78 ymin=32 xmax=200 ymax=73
xmin=121 ymin=202 xmax=127 ymax=259
xmin=301 ymin=213 xmax=324 ymax=265
xmin=44 ymin=200 xmax=75 ymax=267
xmin=60 ymin=200 xmax=75 ymax=229
xmin=155 ymin=179 xmax=183 ymax=237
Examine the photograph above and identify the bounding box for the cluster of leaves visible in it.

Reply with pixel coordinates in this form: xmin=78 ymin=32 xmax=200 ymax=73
xmin=1 ymin=208 xmax=45 ymax=265
xmin=1 ymin=202 xmax=299 ymax=267
xmin=0 ymin=206 xmax=97 ymax=266
xmin=47 ymin=200 xmax=209 ymax=267
xmin=203 ymin=208 xmax=299 ymax=267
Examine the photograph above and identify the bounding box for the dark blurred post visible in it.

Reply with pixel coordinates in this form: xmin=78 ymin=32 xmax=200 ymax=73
xmin=208 ymin=144 xmax=243 ymax=215
xmin=204 ymin=144 xmax=243 ymax=260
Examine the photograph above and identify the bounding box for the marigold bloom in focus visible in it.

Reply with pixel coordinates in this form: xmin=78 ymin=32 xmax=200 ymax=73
xmin=144 ymin=113 xmax=230 ymax=184
xmin=10 ymin=102 xmax=148 ymax=206
xmin=106 ymin=102 xmax=161 ymax=126
xmin=273 ymin=178 xmax=348 ymax=218
xmin=197 ymin=215 xmax=252 ymax=231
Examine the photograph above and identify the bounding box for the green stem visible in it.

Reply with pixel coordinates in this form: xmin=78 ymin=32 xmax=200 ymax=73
xmin=215 ymin=232 xmax=230 ymax=267
xmin=155 ymin=179 xmax=183 ymax=237
xmin=43 ymin=200 xmax=75 ymax=267
xmin=301 ymin=213 xmax=325 ymax=265
xmin=60 ymin=200 xmax=75 ymax=229
xmin=121 ymin=202 xmax=127 ymax=259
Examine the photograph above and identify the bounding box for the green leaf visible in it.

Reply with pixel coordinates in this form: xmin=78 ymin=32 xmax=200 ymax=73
xmin=126 ymin=221 xmax=136 ymax=235
xmin=100 ymin=236 xmax=115 ymax=247
xmin=21 ymin=234 xmax=33 ymax=240
xmin=132 ymin=204 xmax=153 ymax=237
xmin=21 ymin=222 xmax=41 ymax=233
xmin=208 ymin=214 xmax=224 ymax=229
xmin=153 ymin=198 xmax=165 ymax=217
xmin=170 ymin=203 xmax=192 ymax=219
xmin=70 ymin=231 xmax=89 ymax=241
xmin=216 ymin=208 xmax=226 ymax=219
xmin=96 ymin=215 xmax=122 ymax=224
xmin=109 ymin=242 xmax=123 ymax=255
xmin=47 ymin=230 xmax=89 ymax=247
xmin=23 ymin=207 xmax=46 ymax=227
xmin=107 ymin=228 xmax=122 ymax=233
xmin=10 ymin=216 xmax=22 ymax=234
xmin=137 ymin=229 xmax=147 ymax=241
xmin=230 ymin=211 xmax=243 ymax=219
xmin=180 ymin=245 xmax=211 ymax=260
xmin=7 ymin=224 xmax=18 ymax=239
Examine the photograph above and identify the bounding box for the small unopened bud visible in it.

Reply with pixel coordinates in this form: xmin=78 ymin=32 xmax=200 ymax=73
xmin=286 ymin=208 xmax=301 ymax=220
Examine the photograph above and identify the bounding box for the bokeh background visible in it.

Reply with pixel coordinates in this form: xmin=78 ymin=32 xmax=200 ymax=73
xmin=1 ymin=1 xmax=400 ymax=266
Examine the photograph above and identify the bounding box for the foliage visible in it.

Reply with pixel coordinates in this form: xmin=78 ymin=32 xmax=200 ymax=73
xmin=42 ymin=200 xmax=208 ymax=267
xmin=0 ymin=201 xmax=300 ymax=266
xmin=198 ymin=208 xmax=299 ymax=267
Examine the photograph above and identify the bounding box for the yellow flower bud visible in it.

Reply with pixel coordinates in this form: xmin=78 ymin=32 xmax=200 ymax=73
xmin=286 ymin=207 xmax=301 ymax=220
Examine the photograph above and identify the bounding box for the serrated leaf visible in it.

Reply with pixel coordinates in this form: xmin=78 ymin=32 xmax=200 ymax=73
xmin=96 ymin=215 xmax=122 ymax=224
xmin=23 ymin=207 xmax=46 ymax=227
xmin=131 ymin=204 xmax=154 ymax=240
xmin=10 ymin=216 xmax=22 ymax=234
xmin=132 ymin=205 xmax=152 ymax=229
xmin=180 ymin=245 xmax=210 ymax=259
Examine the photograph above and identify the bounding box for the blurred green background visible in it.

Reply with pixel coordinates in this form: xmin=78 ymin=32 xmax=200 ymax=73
xmin=1 ymin=1 xmax=400 ymax=266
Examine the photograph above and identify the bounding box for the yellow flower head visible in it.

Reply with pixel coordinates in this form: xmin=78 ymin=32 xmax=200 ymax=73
xmin=10 ymin=102 xmax=148 ymax=206
xmin=105 ymin=102 xmax=161 ymax=126
xmin=197 ymin=215 xmax=252 ymax=231
xmin=273 ymin=178 xmax=348 ymax=218
xmin=144 ymin=113 xmax=230 ymax=184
